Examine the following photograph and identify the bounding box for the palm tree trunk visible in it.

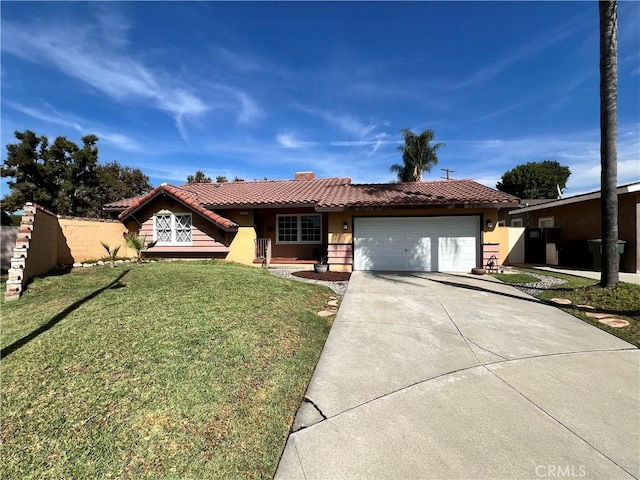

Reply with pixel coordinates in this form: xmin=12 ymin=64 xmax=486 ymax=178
xmin=599 ymin=0 xmax=619 ymax=288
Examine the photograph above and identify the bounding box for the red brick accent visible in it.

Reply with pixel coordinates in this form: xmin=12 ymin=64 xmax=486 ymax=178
xmin=295 ymin=172 xmax=316 ymax=181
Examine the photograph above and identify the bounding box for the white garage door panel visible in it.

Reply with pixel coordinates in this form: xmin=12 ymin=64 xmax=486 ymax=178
xmin=354 ymin=216 xmax=479 ymax=272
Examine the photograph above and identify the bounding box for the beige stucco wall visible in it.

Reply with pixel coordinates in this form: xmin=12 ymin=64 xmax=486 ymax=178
xmin=23 ymin=208 xmax=61 ymax=279
xmin=505 ymin=227 xmax=525 ymax=265
xmin=226 ymin=210 xmax=257 ymax=265
xmin=58 ymin=217 xmax=133 ymax=263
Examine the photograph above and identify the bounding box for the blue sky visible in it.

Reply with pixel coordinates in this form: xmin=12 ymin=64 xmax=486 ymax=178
xmin=1 ymin=1 xmax=639 ymax=198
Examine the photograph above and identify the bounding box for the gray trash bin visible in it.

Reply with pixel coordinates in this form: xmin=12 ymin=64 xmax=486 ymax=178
xmin=587 ymin=239 xmax=626 ymax=271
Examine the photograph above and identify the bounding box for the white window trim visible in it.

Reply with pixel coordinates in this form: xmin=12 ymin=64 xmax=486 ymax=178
xmin=538 ymin=216 xmax=554 ymax=228
xmin=276 ymin=214 xmax=322 ymax=245
xmin=153 ymin=213 xmax=193 ymax=246
xmin=510 ymin=218 xmax=524 ymax=228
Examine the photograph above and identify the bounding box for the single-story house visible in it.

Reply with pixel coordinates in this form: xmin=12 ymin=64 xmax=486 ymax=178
xmin=104 ymin=172 xmax=519 ymax=272
xmin=508 ymin=182 xmax=640 ymax=273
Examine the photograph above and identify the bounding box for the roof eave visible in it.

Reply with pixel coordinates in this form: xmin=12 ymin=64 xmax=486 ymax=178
xmin=509 ymin=182 xmax=639 ymax=215
xmin=119 ymin=188 xmax=238 ymax=232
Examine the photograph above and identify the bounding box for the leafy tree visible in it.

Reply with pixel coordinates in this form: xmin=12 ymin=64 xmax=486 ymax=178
xmin=390 ymin=128 xmax=444 ymax=182
xmin=1 ymin=204 xmax=20 ymax=225
xmin=232 ymin=176 xmax=245 ymax=182
xmin=599 ymin=0 xmax=619 ymax=288
xmin=1 ymin=131 xmax=150 ymax=218
xmin=187 ymin=170 xmax=212 ymax=183
xmin=496 ymin=160 xmax=571 ymax=199
xmin=1 ymin=131 xmax=100 ymax=216
xmin=215 ymin=175 xmax=228 ymax=183
xmin=95 ymin=161 xmax=151 ymax=215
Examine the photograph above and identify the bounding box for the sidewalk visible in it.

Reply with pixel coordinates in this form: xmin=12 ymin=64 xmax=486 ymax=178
xmin=532 ymin=266 xmax=640 ymax=285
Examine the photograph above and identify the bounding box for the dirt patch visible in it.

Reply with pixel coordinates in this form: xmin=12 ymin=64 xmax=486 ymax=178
xmin=292 ymin=271 xmax=351 ymax=282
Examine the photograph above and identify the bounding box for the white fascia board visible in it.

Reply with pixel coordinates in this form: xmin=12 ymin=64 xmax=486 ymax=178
xmin=509 ymin=182 xmax=640 ymax=215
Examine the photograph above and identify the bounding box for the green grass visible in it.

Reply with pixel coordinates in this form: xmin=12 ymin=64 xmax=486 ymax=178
xmin=492 ymin=273 xmax=540 ymax=284
xmin=1 ymin=261 xmax=333 ymax=479
xmin=497 ymin=268 xmax=640 ymax=347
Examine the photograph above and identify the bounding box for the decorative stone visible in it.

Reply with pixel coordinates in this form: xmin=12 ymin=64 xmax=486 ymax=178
xmin=317 ymin=310 xmax=336 ymax=317
xmin=598 ymin=318 xmax=630 ymax=328
xmin=97 ymin=261 xmax=105 ymax=266
xmin=115 ymin=260 xmax=124 ymax=265
xmin=577 ymin=305 xmax=595 ymax=310
xmin=73 ymin=262 xmax=83 ymax=268
xmin=550 ymin=298 xmax=572 ymax=305
xmin=586 ymin=312 xmax=615 ymax=319
xmin=327 ymin=300 xmax=339 ymax=307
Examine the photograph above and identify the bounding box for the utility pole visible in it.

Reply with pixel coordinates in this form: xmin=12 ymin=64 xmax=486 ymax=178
xmin=441 ymin=168 xmax=455 ymax=180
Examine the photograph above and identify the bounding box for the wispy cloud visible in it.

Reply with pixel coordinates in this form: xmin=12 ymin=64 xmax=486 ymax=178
xmin=442 ymin=12 xmax=590 ymax=91
xmin=6 ymin=101 xmax=142 ymax=152
xmin=1 ymin=20 xmax=208 ymax=141
xmin=276 ymin=133 xmax=316 ymax=149
xmin=452 ymin=126 xmax=640 ymax=193
xmin=0 ymin=11 xmax=260 ymax=141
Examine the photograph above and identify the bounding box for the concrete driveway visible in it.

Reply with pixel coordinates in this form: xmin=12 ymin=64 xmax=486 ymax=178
xmin=276 ymin=272 xmax=640 ymax=480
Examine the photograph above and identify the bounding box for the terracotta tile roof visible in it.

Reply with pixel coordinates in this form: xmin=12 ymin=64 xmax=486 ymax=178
xmin=317 ymin=179 xmax=520 ymax=209
xmin=179 ymin=177 xmax=352 ymax=207
xmin=106 ymin=177 xmax=518 ymax=217
xmin=103 ymin=193 xmax=148 ymax=211
xmin=118 ymin=184 xmax=238 ymax=231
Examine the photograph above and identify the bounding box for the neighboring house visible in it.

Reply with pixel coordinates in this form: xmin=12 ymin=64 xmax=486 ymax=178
xmin=498 ymin=199 xmax=551 ymax=227
xmin=104 ymin=172 xmax=519 ymax=272
xmin=508 ymin=182 xmax=640 ymax=273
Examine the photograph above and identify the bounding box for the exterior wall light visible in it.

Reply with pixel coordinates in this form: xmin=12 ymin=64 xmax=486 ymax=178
xmin=343 ymin=221 xmax=349 ymax=231
xmin=486 ymin=219 xmax=494 ymax=229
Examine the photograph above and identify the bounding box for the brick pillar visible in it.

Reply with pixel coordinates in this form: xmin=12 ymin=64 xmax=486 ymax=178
xmin=4 ymin=204 xmax=36 ymax=301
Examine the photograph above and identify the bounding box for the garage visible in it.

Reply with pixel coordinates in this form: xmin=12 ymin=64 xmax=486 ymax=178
xmin=353 ymin=216 xmax=480 ymax=272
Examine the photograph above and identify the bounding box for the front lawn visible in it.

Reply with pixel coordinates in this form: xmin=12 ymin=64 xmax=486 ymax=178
xmin=1 ymin=261 xmax=332 ymax=479
xmin=495 ymin=268 xmax=640 ymax=347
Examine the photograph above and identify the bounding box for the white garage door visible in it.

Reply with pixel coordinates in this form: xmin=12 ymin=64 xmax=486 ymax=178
xmin=354 ymin=216 xmax=480 ymax=272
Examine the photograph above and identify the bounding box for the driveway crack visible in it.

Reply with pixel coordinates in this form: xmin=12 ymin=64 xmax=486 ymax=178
xmin=463 ymin=336 xmax=509 ymax=361
xmin=304 ymin=397 xmax=327 ymax=420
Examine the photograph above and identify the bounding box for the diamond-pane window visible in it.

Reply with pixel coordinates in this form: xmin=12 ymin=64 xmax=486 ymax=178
xmin=154 ymin=213 xmax=192 ymax=245
xmin=156 ymin=215 xmax=172 ymax=243
xmin=175 ymin=214 xmax=192 ymax=243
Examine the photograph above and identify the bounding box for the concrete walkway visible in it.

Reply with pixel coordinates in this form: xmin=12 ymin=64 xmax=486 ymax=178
xmin=275 ymin=272 xmax=639 ymax=480
xmin=532 ymin=266 xmax=640 ymax=285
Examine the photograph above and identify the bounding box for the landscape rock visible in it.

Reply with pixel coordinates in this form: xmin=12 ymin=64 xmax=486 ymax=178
xmin=586 ymin=312 xmax=615 ymax=319
xmin=597 ymin=318 xmax=630 ymax=328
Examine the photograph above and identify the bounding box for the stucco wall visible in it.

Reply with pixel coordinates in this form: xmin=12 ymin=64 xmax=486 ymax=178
xmin=1 ymin=226 xmax=19 ymax=273
xmin=226 ymin=210 xmax=257 ymax=265
xmin=58 ymin=217 xmax=132 ymax=263
xmin=23 ymin=207 xmax=61 ymax=280
xmin=505 ymin=227 xmax=525 ymax=264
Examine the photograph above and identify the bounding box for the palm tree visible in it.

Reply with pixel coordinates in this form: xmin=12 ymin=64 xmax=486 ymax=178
xmin=599 ymin=0 xmax=619 ymax=288
xmin=125 ymin=233 xmax=157 ymax=263
xmin=100 ymin=242 xmax=121 ymax=268
xmin=390 ymin=128 xmax=444 ymax=182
